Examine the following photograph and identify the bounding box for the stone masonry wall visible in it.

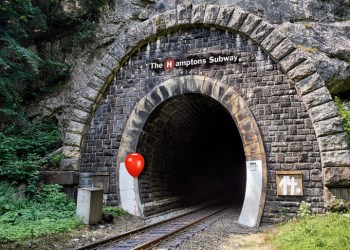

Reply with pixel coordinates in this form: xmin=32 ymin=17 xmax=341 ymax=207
xmin=80 ymin=27 xmax=323 ymax=222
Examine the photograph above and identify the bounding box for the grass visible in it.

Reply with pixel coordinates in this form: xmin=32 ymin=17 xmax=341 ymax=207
xmin=269 ymin=212 xmax=350 ymax=250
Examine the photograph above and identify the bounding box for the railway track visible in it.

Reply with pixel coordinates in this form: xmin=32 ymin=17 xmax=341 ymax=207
xmin=77 ymin=202 xmax=230 ymax=250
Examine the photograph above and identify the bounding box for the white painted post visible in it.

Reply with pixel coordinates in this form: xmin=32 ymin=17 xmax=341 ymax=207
xmin=76 ymin=187 xmax=103 ymax=224
xmin=239 ymin=160 xmax=263 ymax=227
xmin=119 ymin=162 xmax=143 ymax=216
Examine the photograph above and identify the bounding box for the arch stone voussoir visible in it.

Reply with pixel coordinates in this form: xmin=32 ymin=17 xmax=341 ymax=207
xmin=287 ymin=59 xmax=316 ymax=81
xmin=295 ymin=73 xmax=325 ymax=95
xmin=66 ymin=120 xmax=85 ymax=134
xmin=211 ymin=81 xmax=229 ymax=101
xmin=318 ymin=133 xmax=349 ymax=152
xmin=313 ymin=117 xmax=344 ymax=138
xmin=94 ymin=64 xmax=112 ymax=82
xmin=191 ymin=4 xmax=206 ymax=24
xmin=203 ymin=4 xmax=220 ymax=25
xmin=75 ymin=97 xmax=94 ymax=113
xmin=152 ymin=13 xmax=167 ymax=34
xmin=279 ymin=50 xmax=307 ymax=73
xmin=227 ymin=8 xmax=248 ymax=31
xmin=215 ymin=6 xmax=235 ymax=27
xmin=302 ymin=86 xmax=333 ymax=110
xmin=308 ymin=101 xmax=339 ymax=122
xmin=322 ymin=150 xmax=350 ymax=167
xmin=177 ymin=4 xmax=192 ymax=25
xmin=270 ymin=39 xmax=296 ymax=61
xmin=239 ymin=14 xmax=262 ymax=35
xmin=181 ymin=76 xmax=203 ymax=94
xmin=220 ymin=87 xmax=239 ymax=106
xmin=260 ymin=29 xmax=286 ymax=52
xmin=250 ymin=21 xmax=275 ymax=44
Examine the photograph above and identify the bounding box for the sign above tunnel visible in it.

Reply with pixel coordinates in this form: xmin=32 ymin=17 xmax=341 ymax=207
xmin=149 ymin=54 xmax=241 ymax=71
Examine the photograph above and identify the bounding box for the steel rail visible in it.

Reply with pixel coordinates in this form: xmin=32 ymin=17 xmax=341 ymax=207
xmin=131 ymin=204 xmax=228 ymax=250
xmin=76 ymin=201 xmax=226 ymax=250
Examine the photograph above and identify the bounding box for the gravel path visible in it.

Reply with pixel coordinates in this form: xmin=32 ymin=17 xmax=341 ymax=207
xmin=174 ymin=206 xmax=272 ymax=250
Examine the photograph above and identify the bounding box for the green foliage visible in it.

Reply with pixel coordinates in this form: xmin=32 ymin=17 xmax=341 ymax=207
xmin=0 ymin=0 xmax=69 ymax=127
xmin=103 ymin=206 xmax=128 ymax=217
xmin=269 ymin=212 xmax=350 ymax=250
xmin=327 ymin=195 xmax=350 ymax=213
xmin=0 ymin=182 xmax=82 ymax=243
xmin=0 ymin=118 xmax=61 ymax=193
xmin=335 ymin=96 xmax=350 ymax=145
xmin=297 ymin=201 xmax=312 ymax=218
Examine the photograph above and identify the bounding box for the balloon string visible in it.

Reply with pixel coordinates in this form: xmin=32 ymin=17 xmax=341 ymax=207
xmin=133 ymin=177 xmax=136 ymax=216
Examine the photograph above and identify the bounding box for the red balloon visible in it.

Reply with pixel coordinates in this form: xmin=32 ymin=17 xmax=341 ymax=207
xmin=125 ymin=153 xmax=145 ymax=178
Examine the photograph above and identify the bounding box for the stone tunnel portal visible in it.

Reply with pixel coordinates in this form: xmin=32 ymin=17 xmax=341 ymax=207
xmin=136 ymin=94 xmax=246 ymax=217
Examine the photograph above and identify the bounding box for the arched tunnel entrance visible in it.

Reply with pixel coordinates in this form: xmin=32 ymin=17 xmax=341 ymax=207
xmin=136 ymin=94 xmax=246 ymax=216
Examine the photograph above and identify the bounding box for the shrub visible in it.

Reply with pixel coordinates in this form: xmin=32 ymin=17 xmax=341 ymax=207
xmin=334 ymin=96 xmax=350 ymax=145
xmin=0 ymin=182 xmax=82 ymax=243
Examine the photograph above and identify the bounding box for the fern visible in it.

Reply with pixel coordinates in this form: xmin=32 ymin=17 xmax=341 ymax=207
xmin=334 ymin=96 xmax=350 ymax=145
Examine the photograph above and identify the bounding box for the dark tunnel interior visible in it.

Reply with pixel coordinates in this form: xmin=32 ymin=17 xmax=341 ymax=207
xmin=137 ymin=94 xmax=246 ymax=216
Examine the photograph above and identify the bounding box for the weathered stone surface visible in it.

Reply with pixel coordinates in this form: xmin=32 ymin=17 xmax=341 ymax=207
xmin=244 ymin=141 xmax=262 ymax=156
xmin=250 ymin=21 xmax=275 ymax=44
xmin=81 ymin=87 xmax=100 ymax=102
xmin=211 ymin=82 xmax=228 ymax=100
xmin=322 ymin=150 xmax=350 ymax=167
xmin=279 ymin=50 xmax=307 ymax=72
xmin=151 ymin=13 xmax=166 ymax=33
xmin=41 ymin=171 xmax=79 ymax=185
xmin=64 ymin=133 xmax=83 ymax=147
xmin=62 ymin=145 xmax=81 ymax=158
xmin=75 ymin=97 xmax=94 ymax=113
xmin=60 ymin=158 xmax=79 ymax=171
xmin=270 ymin=39 xmax=295 ymax=61
xmin=94 ymin=65 xmax=112 ymax=81
xmin=87 ymin=75 xmax=105 ymax=92
xmin=239 ymin=14 xmax=262 ymax=35
xmin=308 ymin=101 xmax=339 ymax=122
xmin=66 ymin=120 xmax=85 ymax=134
xmin=314 ymin=117 xmax=344 ymax=137
xmin=235 ymin=108 xmax=250 ymax=124
xmin=279 ymin=21 xmax=350 ymax=95
xmin=108 ymin=43 xmax=127 ymax=62
xmin=220 ymin=87 xmax=239 ymax=105
xmin=295 ymin=73 xmax=325 ymax=96
xmin=71 ymin=108 xmax=90 ymax=123
xmin=230 ymin=96 xmax=246 ymax=115
xmin=324 ymin=167 xmax=350 ymax=187
xmin=227 ymin=8 xmax=248 ymax=30
xmin=177 ymin=4 xmax=192 ymax=25
xmin=191 ymin=4 xmax=206 ymax=24
xmin=302 ymin=86 xmax=332 ymax=109
xmin=201 ymin=78 xmax=216 ymax=96
xmin=215 ymin=6 xmax=235 ymax=27
xmin=287 ymin=59 xmax=317 ymax=82
xmin=203 ymin=5 xmax=220 ymax=25
xmin=181 ymin=77 xmax=203 ymax=94
xmin=164 ymin=9 xmax=177 ymax=29
xmin=318 ymin=133 xmax=348 ymax=152
xmin=101 ymin=53 xmax=118 ymax=72
xmin=136 ymin=19 xmax=154 ymax=41
xmin=261 ymin=29 xmax=286 ymax=52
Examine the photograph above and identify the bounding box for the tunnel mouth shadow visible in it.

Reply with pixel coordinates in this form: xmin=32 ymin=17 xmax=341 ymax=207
xmin=137 ymin=94 xmax=246 ymax=216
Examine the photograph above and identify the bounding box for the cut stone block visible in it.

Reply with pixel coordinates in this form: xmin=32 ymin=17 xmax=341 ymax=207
xmin=76 ymin=188 xmax=103 ymax=225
